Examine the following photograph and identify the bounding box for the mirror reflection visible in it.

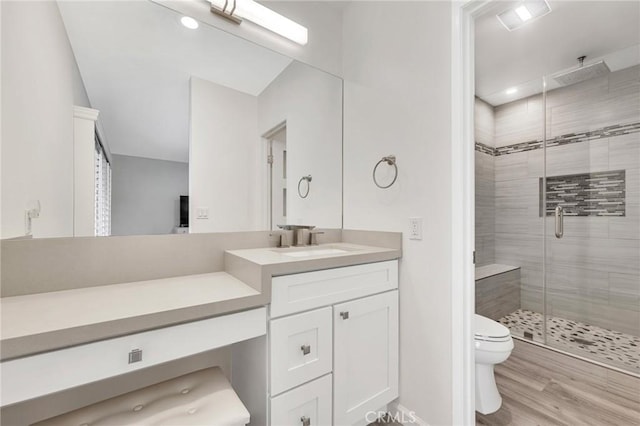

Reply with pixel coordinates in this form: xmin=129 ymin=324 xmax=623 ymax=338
xmin=1 ymin=0 xmax=342 ymax=239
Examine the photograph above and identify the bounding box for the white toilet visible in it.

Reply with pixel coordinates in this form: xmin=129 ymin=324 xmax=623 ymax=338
xmin=474 ymin=314 xmax=514 ymax=415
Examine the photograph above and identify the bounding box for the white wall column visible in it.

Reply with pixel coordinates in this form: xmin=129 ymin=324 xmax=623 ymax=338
xmin=73 ymin=106 xmax=99 ymax=237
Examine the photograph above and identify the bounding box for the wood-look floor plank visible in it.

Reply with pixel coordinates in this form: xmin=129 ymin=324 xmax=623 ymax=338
xmin=477 ymin=340 xmax=640 ymax=425
xmin=477 ymin=392 xmax=567 ymax=426
xmin=608 ymin=369 xmax=640 ymax=405
xmin=542 ymin=379 xmax=640 ymax=426
xmin=494 ymin=356 xmax=551 ymax=392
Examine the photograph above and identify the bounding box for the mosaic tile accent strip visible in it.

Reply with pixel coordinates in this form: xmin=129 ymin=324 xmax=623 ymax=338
xmin=475 ymin=142 xmax=496 ymax=156
xmin=499 ymin=309 xmax=640 ymax=374
xmin=539 ymin=170 xmax=626 ymax=217
xmin=474 ymin=121 xmax=640 ymax=157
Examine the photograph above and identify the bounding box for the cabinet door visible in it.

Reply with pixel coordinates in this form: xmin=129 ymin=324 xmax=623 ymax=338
xmin=333 ymin=291 xmax=399 ymax=426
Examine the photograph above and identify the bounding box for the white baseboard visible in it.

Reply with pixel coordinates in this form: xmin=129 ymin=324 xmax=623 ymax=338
xmin=387 ymin=401 xmax=429 ymax=426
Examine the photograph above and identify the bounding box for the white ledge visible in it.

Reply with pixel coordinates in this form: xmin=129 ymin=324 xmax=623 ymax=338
xmin=73 ymin=105 xmax=100 ymax=121
xmin=475 ymin=263 xmax=520 ymax=281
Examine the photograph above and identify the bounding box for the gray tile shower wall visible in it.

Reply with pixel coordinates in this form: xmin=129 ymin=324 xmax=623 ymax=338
xmin=493 ymin=122 xmax=640 ymax=156
xmin=476 ymin=151 xmax=495 ymax=266
xmin=475 ymin=98 xmax=496 ymax=266
xmin=475 ymin=65 xmax=640 ymax=336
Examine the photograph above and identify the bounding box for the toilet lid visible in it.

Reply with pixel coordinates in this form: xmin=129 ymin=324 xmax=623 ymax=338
xmin=474 ymin=314 xmax=510 ymax=340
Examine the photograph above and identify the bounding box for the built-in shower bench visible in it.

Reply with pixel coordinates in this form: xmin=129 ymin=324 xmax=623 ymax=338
xmin=475 ymin=263 xmax=521 ymax=321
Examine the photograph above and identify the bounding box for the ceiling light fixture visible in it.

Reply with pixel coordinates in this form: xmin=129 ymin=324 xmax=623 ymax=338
xmin=497 ymin=0 xmax=551 ymax=31
xmin=514 ymin=5 xmax=532 ymax=21
xmin=505 ymin=87 xmax=518 ymax=95
xmin=208 ymin=0 xmax=308 ymax=45
xmin=180 ymin=16 xmax=199 ymax=29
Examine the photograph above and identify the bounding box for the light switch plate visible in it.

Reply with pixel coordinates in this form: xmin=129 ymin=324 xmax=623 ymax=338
xmin=409 ymin=217 xmax=423 ymax=240
xmin=196 ymin=208 xmax=209 ymax=219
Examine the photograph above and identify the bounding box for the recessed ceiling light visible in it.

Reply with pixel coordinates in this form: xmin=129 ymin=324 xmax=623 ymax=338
xmin=506 ymin=87 xmax=518 ymax=95
xmin=497 ymin=0 xmax=551 ymax=31
xmin=181 ymin=16 xmax=199 ymax=30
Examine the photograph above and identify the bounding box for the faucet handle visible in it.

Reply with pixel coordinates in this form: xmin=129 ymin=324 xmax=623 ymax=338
xmin=309 ymin=230 xmax=324 ymax=246
xmin=271 ymin=230 xmax=290 ymax=248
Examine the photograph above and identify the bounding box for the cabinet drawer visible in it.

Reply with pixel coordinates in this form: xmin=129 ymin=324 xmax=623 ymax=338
xmin=1 ymin=307 xmax=267 ymax=407
xmin=270 ymin=374 xmax=332 ymax=426
xmin=271 ymin=260 xmax=398 ymax=318
xmin=270 ymin=307 xmax=332 ymax=395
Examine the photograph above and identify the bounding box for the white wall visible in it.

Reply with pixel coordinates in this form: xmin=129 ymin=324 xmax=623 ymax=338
xmin=258 ymin=61 xmax=342 ymax=228
xmin=342 ymin=2 xmax=454 ymax=424
xmin=111 ymin=155 xmax=188 ymax=236
xmin=1 ymin=1 xmax=90 ymax=239
xmin=189 ymin=77 xmax=261 ymax=232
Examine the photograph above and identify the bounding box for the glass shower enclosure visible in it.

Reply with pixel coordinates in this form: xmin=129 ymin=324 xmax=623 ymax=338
xmin=541 ymin=61 xmax=639 ymax=374
xmin=487 ymin=57 xmax=639 ymax=375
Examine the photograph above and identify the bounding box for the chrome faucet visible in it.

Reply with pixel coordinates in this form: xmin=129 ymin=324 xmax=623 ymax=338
xmin=309 ymin=230 xmax=324 ymax=245
xmin=277 ymin=225 xmax=316 ymax=247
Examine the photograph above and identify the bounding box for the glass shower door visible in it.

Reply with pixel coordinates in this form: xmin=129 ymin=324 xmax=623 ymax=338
xmin=489 ymin=77 xmax=546 ymax=344
xmin=542 ymin=64 xmax=640 ymax=374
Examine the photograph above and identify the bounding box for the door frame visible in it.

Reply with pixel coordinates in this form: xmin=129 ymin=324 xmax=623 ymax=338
xmin=262 ymin=121 xmax=287 ymax=231
xmin=451 ymin=1 xmax=493 ymax=423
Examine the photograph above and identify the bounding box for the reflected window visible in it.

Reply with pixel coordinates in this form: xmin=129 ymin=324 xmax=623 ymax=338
xmin=95 ymin=135 xmax=112 ymax=236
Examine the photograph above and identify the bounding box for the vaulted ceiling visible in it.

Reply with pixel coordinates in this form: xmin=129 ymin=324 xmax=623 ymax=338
xmin=59 ymin=1 xmax=292 ymax=162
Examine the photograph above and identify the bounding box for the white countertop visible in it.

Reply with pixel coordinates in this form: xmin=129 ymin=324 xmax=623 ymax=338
xmin=226 ymin=243 xmax=398 ymax=266
xmin=1 ymin=272 xmax=259 ymax=341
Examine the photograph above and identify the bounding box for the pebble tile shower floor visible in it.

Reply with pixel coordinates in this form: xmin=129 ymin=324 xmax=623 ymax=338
xmin=499 ymin=309 xmax=640 ymax=374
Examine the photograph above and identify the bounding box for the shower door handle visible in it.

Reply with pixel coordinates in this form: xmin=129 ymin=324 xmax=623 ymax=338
xmin=555 ymin=206 xmax=564 ymax=239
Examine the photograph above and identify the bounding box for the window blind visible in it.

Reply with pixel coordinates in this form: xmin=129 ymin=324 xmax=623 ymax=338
xmin=94 ymin=135 xmax=111 ymax=236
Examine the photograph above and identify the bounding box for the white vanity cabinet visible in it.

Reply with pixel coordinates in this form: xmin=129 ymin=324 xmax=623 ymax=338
xmin=234 ymin=260 xmax=398 ymax=426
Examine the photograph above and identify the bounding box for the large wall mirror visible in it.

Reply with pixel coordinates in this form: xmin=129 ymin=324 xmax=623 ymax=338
xmin=1 ymin=0 xmax=342 ymax=239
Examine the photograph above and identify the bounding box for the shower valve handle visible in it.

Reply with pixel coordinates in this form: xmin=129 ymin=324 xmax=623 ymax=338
xmin=555 ymin=206 xmax=564 ymax=239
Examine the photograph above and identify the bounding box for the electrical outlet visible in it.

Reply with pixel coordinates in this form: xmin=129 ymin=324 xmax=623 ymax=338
xmin=409 ymin=217 xmax=423 ymax=240
xmin=196 ymin=208 xmax=209 ymax=219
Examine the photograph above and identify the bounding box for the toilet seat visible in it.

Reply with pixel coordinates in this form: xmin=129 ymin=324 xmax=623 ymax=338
xmin=474 ymin=314 xmax=511 ymax=342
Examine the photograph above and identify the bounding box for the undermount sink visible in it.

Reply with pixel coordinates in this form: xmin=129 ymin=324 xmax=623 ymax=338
xmin=276 ymin=247 xmax=350 ymax=258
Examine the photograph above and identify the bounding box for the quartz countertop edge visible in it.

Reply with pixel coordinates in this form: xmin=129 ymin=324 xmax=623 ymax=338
xmin=225 ymin=242 xmax=400 ymax=268
xmin=224 ymin=242 xmax=402 ymax=298
xmin=0 ymin=272 xmax=266 ymax=361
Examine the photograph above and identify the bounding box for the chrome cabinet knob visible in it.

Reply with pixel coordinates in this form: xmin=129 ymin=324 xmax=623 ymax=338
xmin=301 ymin=416 xmax=311 ymax=426
xmin=300 ymin=344 xmax=311 ymax=355
xmin=128 ymin=348 xmax=143 ymax=364
xmin=340 ymin=311 xmax=349 ymax=320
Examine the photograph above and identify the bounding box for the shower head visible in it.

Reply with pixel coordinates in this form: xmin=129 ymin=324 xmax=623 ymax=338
xmin=553 ymin=56 xmax=610 ymax=87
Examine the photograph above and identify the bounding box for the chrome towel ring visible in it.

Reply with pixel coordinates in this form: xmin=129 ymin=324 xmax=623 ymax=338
xmin=373 ymin=155 xmax=398 ymax=189
xmin=298 ymin=175 xmax=312 ymax=198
